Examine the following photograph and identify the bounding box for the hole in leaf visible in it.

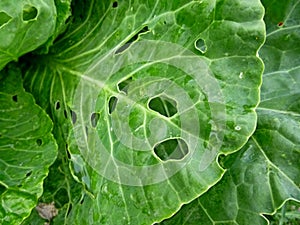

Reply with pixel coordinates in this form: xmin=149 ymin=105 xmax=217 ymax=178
xmin=26 ymin=171 xmax=32 ymax=177
xmin=66 ymin=144 xmax=71 ymax=159
xmin=149 ymin=96 xmax=177 ymax=117
xmin=65 ymin=16 xmax=71 ymax=24
xmin=63 ymin=109 xmax=68 ymax=119
xmin=117 ymin=77 xmax=133 ymax=94
xmin=0 ymin=183 xmax=7 ymax=195
xmin=36 ymin=139 xmax=42 ymax=146
xmin=218 ymin=154 xmax=226 ymax=169
xmin=67 ymin=204 xmax=72 ymax=216
xmin=80 ymin=196 xmax=85 ymax=204
xmin=112 ymin=1 xmax=118 ymax=8
xmin=12 ymin=95 xmax=18 ymax=102
xmin=55 ymin=101 xmax=60 ymax=110
xmin=115 ymin=26 xmax=149 ymax=54
xmin=277 ymin=21 xmax=284 ymax=27
xmin=154 ymin=138 xmax=189 ymax=161
xmin=22 ymin=5 xmax=38 ymax=21
xmin=0 ymin=12 xmax=12 ymax=27
xmin=108 ymin=96 xmax=118 ymax=114
xmin=91 ymin=112 xmax=100 ymax=128
xmin=85 ymin=126 xmax=88 ymax=136
xmin=70 ymin=110 xmax=77 ymax=124
xmin=195 ymin=38 xmax=207 ymax=54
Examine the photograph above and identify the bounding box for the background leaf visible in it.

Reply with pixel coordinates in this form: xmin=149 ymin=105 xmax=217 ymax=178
xmin=21 ymin=149 xmax=83 ymax=225
xmin=34 ymin=0 xmax=72 ymax=54
xmin=268 ymin=200 xmax=300 ymax=225
xmin=0 ymin=0 xmax=57 ymax=70
xmin=0 ymin=65 xmax=57 ymax=225
xmin=160 ymin=0 xmax=300 ymax=224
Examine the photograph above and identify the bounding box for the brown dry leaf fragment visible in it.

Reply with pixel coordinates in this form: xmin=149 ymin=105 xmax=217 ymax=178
xmin=35 ymin=201 xmax=58 ymax=221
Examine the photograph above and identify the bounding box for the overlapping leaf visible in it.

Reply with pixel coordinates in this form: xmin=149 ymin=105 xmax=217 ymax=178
xmin=0 ymin=0 xmax=57 ymax=70
xmin=0 ymin=65 xmax=57 ymax=224
xmin=21 ymin=149 xmax=83 ymax=225
xmin=160 ymin=0 xmax=300 ymax=224
xmin=22 ymin=0 xmax=265 ymax=224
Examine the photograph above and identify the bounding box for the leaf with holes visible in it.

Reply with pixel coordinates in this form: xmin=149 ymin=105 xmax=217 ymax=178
xmin=35 ymin=0 xmax=72 ymax=54
xmin=0 ymin=0 xmax=57 ymax=70
xmin=21 ymin=152 xmax=83 ymax=225
xmin=21 ymin=0 xmax=265 ymax=224
xmin=160 ymin=0 xmax=300 ymax=224
xmin=0 ymin=65 xmax=57 ymax=224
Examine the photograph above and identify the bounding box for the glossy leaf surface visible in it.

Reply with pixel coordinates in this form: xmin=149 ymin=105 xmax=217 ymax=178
xmin=160 ymin=1 xmax=300 ymax=224
xmin=22 ymin=0 xmax=265 ymax=224
xmin=0 ymin=66 xmax=57 ymax=224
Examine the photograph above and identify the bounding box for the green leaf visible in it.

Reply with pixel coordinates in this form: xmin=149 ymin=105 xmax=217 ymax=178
xmin=22 ymin=0 xmax=264 ymax=224
xmin=268 ymin=200 xmax=300 ymax=225
xmin=0 ymin=65 xmax=57 ymax=225
xmin=160 ymin=0 xmax=300 ymax=224
xmin=0 ymin=0 xmax=56 ymax=70
xmin=21 ymin=149 xmax=83 ymax=225
xmin=34 ymin=0 xmax=72 ymax=54
xmin=160 ymin=138 xmax=300 ymax=224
